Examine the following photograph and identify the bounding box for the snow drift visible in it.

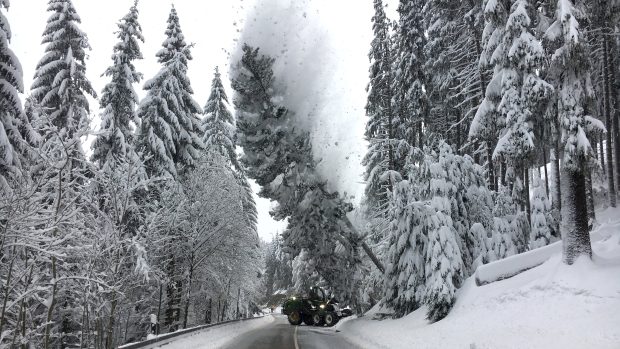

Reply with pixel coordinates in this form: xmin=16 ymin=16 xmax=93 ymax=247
xmin=338 ymin=207 xmax=620 ymax=349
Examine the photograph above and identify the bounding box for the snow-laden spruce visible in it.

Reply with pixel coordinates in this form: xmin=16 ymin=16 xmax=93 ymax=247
xmin=31 ymin=0 xmax=96 ymax=160
xmin=92 ymin=0 xmax=143 ymax=169
xmin=0 ymin=0 xmax=29 ymax=188
xmin=530 ymin=172 xmax=553 ymax=249
xmin=136 ymin=6 xmax=203 ymax=178
xmin=363 ymin=0 xmax=398 ymax=212
xmin=392 ymin=0 xmax=427 ymax=150
xmin=385 ymin=142 xmax=493 ymax=320
xmin=544 ymin=0 xmax=601 ymax=264
xmin=202 ymin=67 xmax=257 ymax=232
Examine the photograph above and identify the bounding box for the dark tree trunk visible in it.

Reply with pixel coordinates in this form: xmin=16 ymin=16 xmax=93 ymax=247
xmin=524 ymin=167 xmax=531 ymax=224
xmin=586 ymin=169 xmax=596 ymax=225
xmin=560 ymin=166 xmax=592 ymax=264
xmin=610 ymin=38 xmax=620 ymax=201
xmin=603 ymin=35 xmax=617 ymax=207
xmin=236 ymin=288 xmax=241 ymax=319
xmin=487 ymin=142 xmax=496 ymax=191
xmin=599 ymin=137 xmax=605 ymax=173
xmin=205 ymin=298 xmax=212 ymax=324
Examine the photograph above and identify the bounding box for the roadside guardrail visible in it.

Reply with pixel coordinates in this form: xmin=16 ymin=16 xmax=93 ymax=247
xmin=118 ymin=315 xmax=265 ymax=349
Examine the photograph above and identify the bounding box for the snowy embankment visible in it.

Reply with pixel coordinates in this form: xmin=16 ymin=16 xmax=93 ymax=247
xmin=129 ymin=315 xmax=274 ymax=349
xmin=339 ymin=208 xmax=620 ymax=349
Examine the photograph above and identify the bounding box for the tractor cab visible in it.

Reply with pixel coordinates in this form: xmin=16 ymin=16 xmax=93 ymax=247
xmin=308 ymin=286 xmax=326 ymax=302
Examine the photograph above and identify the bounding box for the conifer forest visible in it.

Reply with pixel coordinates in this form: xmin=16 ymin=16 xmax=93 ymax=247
xmin=1 ymin=0 xmax=619 ymax=348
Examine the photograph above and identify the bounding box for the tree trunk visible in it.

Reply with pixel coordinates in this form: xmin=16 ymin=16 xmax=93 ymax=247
xmin=0 ymin=246 xmax=17 ymax=337
xmin=609 ymin=37 xmax=620 ymax=201
xmin=487 ymin=142 xmax=496 ymax=191
xmin=182 ymin=260 xmax=194 ymax=329
xmin=586 ymin=170 xmax=596 ymax=225
xmin=217 ymin=298 xmax=221 ymax=322
xmin=124 ymin=306 xmax=132 ymax=341
xmin=599 ymin=137 xmax=605 ymax=172
xmin=205 ymin=298 xmax=212 ymax=324
xmin=45 ymin=161 xmax=66 ymax=349
xmin=157 ymin=283 xmax=163 ymax=329
xmin=236 ymin=288 xmax=241 ymax=319
xmin=542 ymin=128 xmax=550 ymax=196
xmin=603 ymin=35 xmax=617 ymax=207
xmin=524 ymin=167 xmax=531 ymax=224
xmin=560 ymin=166 xmax=592 ymax=264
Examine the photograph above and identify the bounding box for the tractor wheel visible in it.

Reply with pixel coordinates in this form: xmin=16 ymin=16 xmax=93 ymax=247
xmin=311 ymin=313 xmax=324 ymax=326
xmin=303 ymin=315 xmax=314 ymax=326
xmin=287 ymin=311 xmax=302 ymax=325
xmin=324 ymin=312 xmax=338 ymax=327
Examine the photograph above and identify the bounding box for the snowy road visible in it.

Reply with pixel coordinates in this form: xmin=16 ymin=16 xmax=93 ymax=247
xmin=153 ymin=314 xmax=363 ymax=349
xmin=220 ymin=314 xmax=362 ymax=349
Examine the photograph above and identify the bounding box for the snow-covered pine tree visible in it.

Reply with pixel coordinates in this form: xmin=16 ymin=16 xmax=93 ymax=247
xmin=0 ymin=0 xmax=28 ymax=188
xmin=530 ymin=171 xmax=552 ymax=249
xmin=92 ymin=0 xmax=143 ymax=169
xmin=28 ymin=3 xmax=97 ymax=346
xmin=493 ymin=0 xmax=552 ymax=212
xmin=545 ymin=0 xmax=601 ymax=264
xmin=30 ymin=0 xmax=96 ymax=162
xmin=385 ymin=141 xmax=490 ymax=318
xmin=469 ymin=0 xmax=507 ymax=189
xmin=585 ymin=0 xmax=620 ymax=208
xmin=203 ymin=67 xmax=237 ymax=168
xmin=136 ymin=6 xmax=203 ymax=178
xmin=424 ymin=143 xmax=463 ymax=322
xmin=384 ymin=150 xmax=428 ymax=317
xmin=392 ymin=0 xmax=427 ymax=150
xmin=492 ymin=185 xmax=518 ymax=259
xmin=202 ymin=67 xmax=257 ymax=233
xmin=363 ymin=0 xmax=398 ymax=214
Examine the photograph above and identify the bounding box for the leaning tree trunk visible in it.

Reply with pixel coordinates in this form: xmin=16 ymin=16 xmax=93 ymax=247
xmin=560 ymin=166 xmax=593 ymax=264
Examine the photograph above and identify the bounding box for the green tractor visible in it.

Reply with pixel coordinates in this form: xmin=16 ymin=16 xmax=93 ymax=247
xmin=281 ymin=286 xmax=352 ymax=327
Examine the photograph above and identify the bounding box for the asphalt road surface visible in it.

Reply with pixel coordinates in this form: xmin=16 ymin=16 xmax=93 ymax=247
xmin=220 ymin=315 xmax=362 ymax=349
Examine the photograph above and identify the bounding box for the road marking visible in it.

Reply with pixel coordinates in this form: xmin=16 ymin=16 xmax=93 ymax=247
xmin=294 ymin=325 xmax=300 ymax=349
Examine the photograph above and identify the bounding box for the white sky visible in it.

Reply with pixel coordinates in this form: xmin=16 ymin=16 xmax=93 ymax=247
xmin=8 ymin=0 xmax=398 ymax=242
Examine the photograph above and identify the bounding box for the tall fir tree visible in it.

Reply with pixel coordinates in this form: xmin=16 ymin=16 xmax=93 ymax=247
xmin=0 ymin=0 xmax=29 ymax=187
xmin=363 ymin=0 xmax=398 ymax=214
xmin=136 ymin=5 xmax=203 ymax=178
xmin=31 ymin=0 xmax=96 ymax=158
xmin=392 ymin=0 xmax=427 ymax=150
xmin=202 ymin=67 xmax=257 ymax=233
xmin=492 ymin=0 xmax=552 ymax=184
xmin=29 ymin=1 xmax=96 ymax=347
xmin=545 ymin=0 xmax=600 ymax=264
xmin=92 ymin=0 xmax=144 ymax=169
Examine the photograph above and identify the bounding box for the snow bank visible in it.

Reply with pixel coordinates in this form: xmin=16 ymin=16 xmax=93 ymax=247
xmin=143 ymin=316 xmax=274 ymax=349
xmin=339 ymin=208 xmax=620 ymax=349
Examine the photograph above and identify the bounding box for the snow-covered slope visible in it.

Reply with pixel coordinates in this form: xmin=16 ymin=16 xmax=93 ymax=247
xmin=339 ymin=208 xmax=620 ymax=349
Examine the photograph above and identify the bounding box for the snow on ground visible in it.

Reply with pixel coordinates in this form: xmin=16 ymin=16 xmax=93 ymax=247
xmin=339 ymin=207 xmax=620 ymax=349
xmin=150 ymin=316 xmax=274 ymax=349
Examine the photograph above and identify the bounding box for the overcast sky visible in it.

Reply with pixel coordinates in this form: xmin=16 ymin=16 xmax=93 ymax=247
xmin=8 ymin=0 xmax=397 ymax=242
